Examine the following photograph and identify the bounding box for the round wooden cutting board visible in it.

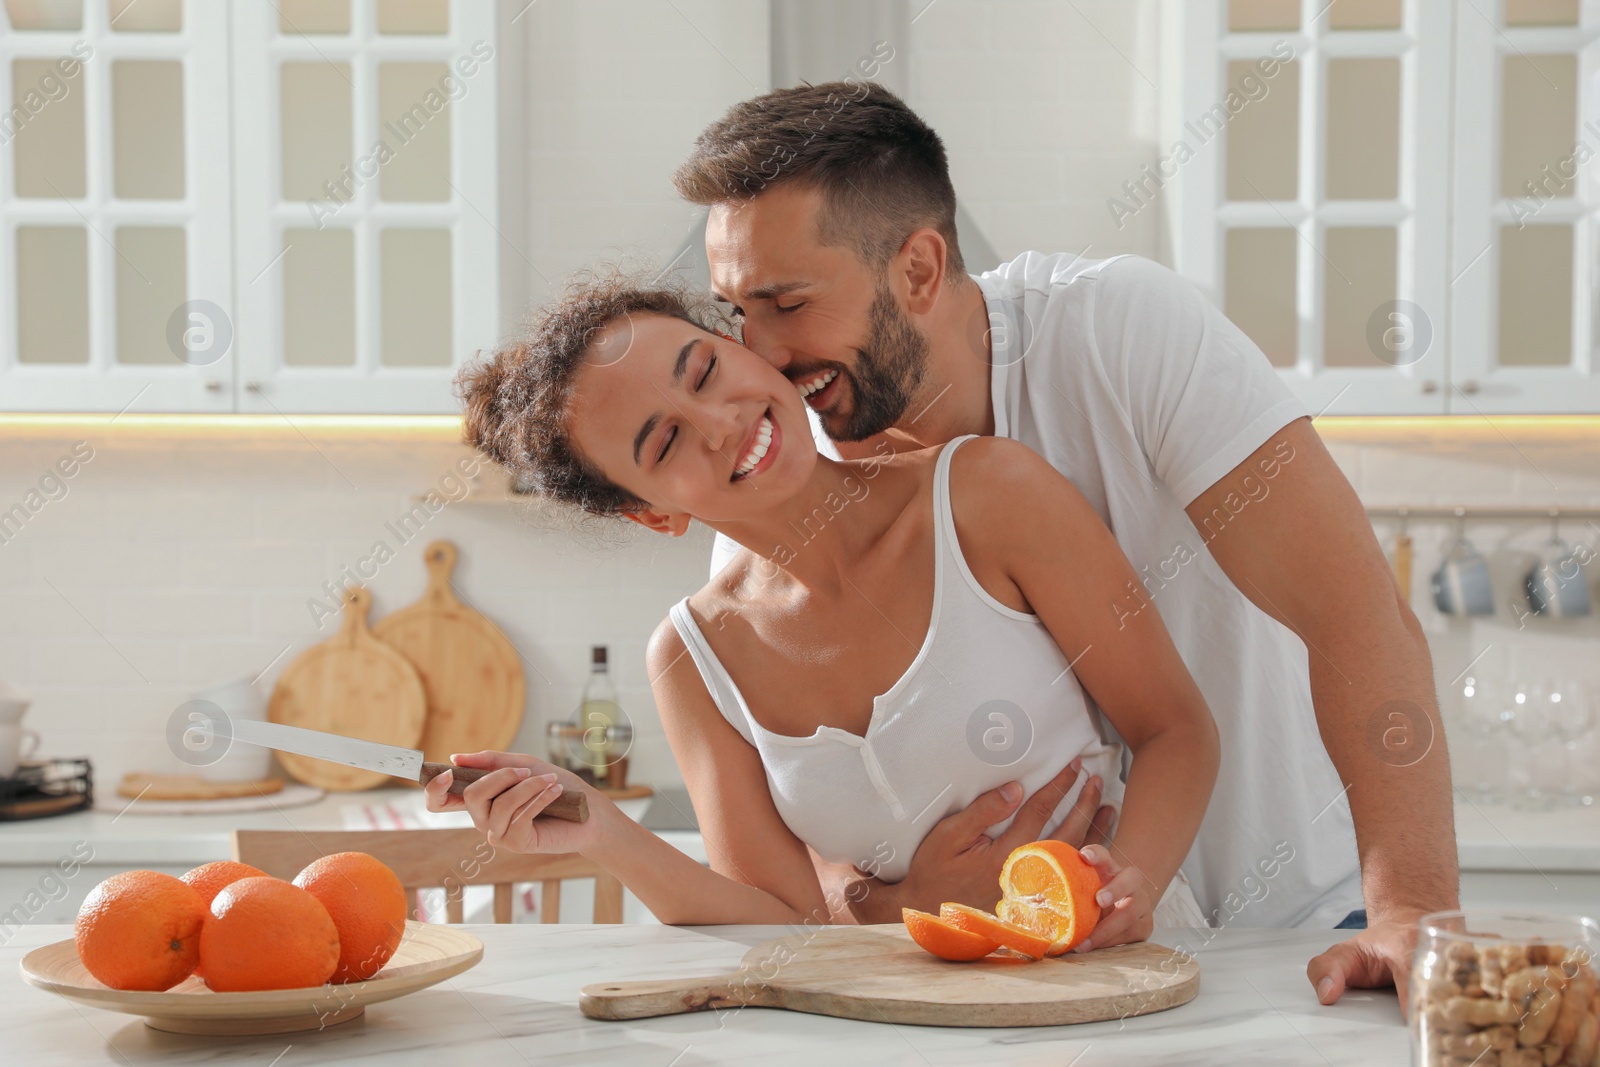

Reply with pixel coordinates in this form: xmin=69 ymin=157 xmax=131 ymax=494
xmin=581 ymin=925 xmax=1200 ymax=1027
xmin=268 ymin=586 xmax=426 ymax=791
xmin=371 ymin=541 xmax=525 ymax=767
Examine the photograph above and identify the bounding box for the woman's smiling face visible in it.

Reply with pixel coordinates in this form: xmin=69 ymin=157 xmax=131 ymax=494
xmin=565 ymin=312 xmax=817 ymax=526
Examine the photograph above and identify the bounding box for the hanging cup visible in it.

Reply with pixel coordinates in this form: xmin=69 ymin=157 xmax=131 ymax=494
xmin=1432 ymin=534 xmax=1495 ymax=617
xmin=1525 ymin=537 xmax=1591 ymax=618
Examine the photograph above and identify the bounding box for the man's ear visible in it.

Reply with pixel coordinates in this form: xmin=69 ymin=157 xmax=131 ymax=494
xmin=898 ymin=228 xmax=948 ymax=316
xmin=621 ymin=508 xmax=692 ymax=537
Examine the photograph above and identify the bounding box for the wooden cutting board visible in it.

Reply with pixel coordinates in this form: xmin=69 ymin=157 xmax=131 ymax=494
xmin=116 ymin=773 xmax=284 ymax=801
xmin=268 ymin=586 xmax=426 ymax=792
xmin=580 ymin=925 xmax=1200 ymax=1027
xmin=371 ymin=541 xmax=525 ymax=766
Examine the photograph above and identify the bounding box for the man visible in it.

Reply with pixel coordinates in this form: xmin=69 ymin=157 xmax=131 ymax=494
xmin=676 ymin=82 xmax=1456 ymax=1010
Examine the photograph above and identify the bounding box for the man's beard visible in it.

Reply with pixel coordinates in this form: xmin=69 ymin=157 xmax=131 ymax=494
xmin=832 ymin=279 xmax=930 ymax=442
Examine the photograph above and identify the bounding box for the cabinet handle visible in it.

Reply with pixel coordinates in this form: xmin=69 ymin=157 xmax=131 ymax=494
xmin=1459 ymin=380 xmax=1480 ymax=395
xmin=245 ymin=380 xmax=263 ymax=393
xmin=205 ymin=379 xmax=222 ymax=392
xmin=1421 ymin=381 xmax=1439 ymax=394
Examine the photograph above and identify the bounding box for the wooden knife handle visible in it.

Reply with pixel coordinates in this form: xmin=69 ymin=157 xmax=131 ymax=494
xmin=419 ymin=762 xmax=589 ymax=823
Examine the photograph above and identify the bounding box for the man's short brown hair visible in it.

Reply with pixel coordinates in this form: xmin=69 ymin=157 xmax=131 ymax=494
xmin=673 ymin=81 xmax=964 ymax=277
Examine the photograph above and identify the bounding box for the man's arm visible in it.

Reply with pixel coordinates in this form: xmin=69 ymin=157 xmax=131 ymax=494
xmin=1185 ymin=416 xmax=1458 ymax=1008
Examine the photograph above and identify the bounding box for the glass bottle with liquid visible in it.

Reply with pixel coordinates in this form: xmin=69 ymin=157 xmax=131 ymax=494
xmin=576 ymin=645 xmax=622 ymax=784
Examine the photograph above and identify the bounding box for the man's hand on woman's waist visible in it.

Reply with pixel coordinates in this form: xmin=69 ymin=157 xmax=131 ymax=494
xmin=842 ymin=759 xmax=1115 ymax=923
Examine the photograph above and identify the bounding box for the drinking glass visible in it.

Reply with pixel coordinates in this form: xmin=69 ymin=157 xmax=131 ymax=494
xmin=1547 ymin=680 xmax=1595 ymax=807
xmin=1411 ymin=910 xmax=1598 ymax=1067
xmin=1458 ymin=676 xmax=1510 ymax=805
xmin=1506 ymin=679 xmax=1561 ymax=811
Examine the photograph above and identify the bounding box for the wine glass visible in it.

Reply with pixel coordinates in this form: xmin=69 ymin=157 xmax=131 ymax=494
xmin=1457 ymin=676 xmax=1509 ymax=804
xmin=1505 ymin=679 xmax=1560 ymax=811
xmin=1547 ymin=679 xmax=1595 ymax=807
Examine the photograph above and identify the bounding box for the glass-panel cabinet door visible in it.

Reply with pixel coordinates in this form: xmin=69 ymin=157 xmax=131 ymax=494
xmin=0 ymin=0 xmax=233 ymax=412
xmin=1450 ymin=3 xmax=1599 ymax=412
xmin=230 ymin=0 xmax=497 ymax=414
xmin=1177 ymin=0 xmax=1455 ymax=414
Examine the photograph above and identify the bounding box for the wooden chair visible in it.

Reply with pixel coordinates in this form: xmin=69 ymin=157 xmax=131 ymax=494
xmin=232 ymin=828 xmax=624 ymax=924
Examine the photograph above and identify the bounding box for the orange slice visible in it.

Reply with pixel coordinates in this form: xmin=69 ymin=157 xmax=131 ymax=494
xmin=938 ymin=902 xmax=1052 ymax=960
xmin=996 ymin=840 xmax=1102 ymax=956
xmin=902 ymin=907 xmax=1002 ymax=962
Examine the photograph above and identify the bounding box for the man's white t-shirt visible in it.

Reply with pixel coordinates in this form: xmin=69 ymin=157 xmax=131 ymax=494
xmin=711 ymin=251 xmax=1363 ymax=929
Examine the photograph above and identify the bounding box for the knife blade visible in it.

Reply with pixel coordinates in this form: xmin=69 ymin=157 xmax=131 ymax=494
xmin=229 ymin=719 xmax=587 ymax=822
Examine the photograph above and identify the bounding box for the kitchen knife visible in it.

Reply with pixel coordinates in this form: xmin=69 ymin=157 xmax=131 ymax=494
xmin=229 ymin=719 xmax=587 ymax=822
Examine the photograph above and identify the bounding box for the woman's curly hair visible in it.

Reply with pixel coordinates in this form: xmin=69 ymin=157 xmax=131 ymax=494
xmin=456 ymin=271 xmax=726 ymax=515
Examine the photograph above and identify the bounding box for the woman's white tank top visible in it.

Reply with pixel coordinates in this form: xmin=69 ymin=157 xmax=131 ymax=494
xmin=668 ymin=435 xmax=1125 ymax=884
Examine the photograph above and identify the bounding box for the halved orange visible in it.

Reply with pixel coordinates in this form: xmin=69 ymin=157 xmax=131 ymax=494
xmin=938 ymin=902 xmax=1052 ymax=960
xmin=996 ymin=840 xmax=1102 ymax=956
xmin=902 ymin=907 xmax=1001 ymax=962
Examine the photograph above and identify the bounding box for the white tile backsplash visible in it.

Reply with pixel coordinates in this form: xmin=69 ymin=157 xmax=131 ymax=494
xmin=0 ymin=432 xmax=714 ymax=795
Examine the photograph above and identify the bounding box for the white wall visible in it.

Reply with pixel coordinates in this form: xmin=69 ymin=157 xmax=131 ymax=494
xmin=509 ymin=0 xmax=1168 ymax=302
xmin=909 ymin=0 xmax=1166 ymax=263
xmin=515 ymin=0 xmax=770 ymax=303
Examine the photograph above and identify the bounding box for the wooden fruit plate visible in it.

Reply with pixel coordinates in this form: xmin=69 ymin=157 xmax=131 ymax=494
xmin=19 ymin=921 xmax=481 ymax=1035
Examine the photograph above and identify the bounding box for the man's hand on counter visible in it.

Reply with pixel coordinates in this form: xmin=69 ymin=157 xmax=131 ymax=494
xmin=1307 ymin=908 xmax=1427 ymax=1019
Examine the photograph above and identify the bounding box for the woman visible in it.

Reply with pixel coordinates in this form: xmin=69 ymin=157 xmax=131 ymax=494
xmin=426 ymin=278 xmax=1219 ymax=950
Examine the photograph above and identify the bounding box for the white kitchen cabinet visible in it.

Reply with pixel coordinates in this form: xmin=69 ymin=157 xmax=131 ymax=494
xmin=1447 ymin=5 xmax=1600 ymax=414
xmin=1175 ymin=0 xmax=1600 ymax=415
xmin=0 ymin=0 xmax=499 ymax=415
xmin=0 ymin=1 xmax=235 ymax=413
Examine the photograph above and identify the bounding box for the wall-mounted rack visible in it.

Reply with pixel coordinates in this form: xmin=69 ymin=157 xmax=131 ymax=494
xmin=1364 ymin=506 xmax=1600 ymax=522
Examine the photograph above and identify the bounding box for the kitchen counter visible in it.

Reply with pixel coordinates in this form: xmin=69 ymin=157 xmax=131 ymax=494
xmin=1451 ymin=799 xmax=1600 ymax=872
xmin=2 ymin=788 xmax=1593 ymax=871
xmin=5 ymin=924 xmax=1406 ymax=1065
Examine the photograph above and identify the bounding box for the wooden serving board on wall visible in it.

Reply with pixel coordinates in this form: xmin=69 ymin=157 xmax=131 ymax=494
xmin=580 ymin=925 xmax=1200 ymax=1027
xmin=372 ymin=541 xmax=525 ymax=767
xmin=268 ymin=586 xmax=426 ymax=792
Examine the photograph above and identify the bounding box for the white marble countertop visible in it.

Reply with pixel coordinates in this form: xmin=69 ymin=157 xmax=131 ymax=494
xmin=1 ymin=787 xmax=1593 ymax=873
xmin=5 ymin=923 xmax=1407 ymax=1066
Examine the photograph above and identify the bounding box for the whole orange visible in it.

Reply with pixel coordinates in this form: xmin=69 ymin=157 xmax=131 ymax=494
xmin=75 ymin=871 xmax=207 ymax=991
xmin=180 ymin=860 xmax=267 ymax=908
xmin=293 ymin=852 xmax=409 ymax=983
xmin=199 ymin=877 xmax=340 ymax=992
xmin=180 ymin=861 xmax=267 ymax=979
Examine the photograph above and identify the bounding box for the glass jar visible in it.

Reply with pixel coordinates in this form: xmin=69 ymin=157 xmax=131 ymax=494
xmin=544 ymin=720 xmax=634 ymax=788
xmin=1412 ymin=910 xmax=1598 ymax=1067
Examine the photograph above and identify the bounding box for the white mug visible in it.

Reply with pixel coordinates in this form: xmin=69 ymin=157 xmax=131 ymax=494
xmin=193 ymin=679 xmax=273 ymax=782
xmin=0 ymin=724 xmax=41 ymax=778
xmin=0 ymin=678 xmax=30 ymax=726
